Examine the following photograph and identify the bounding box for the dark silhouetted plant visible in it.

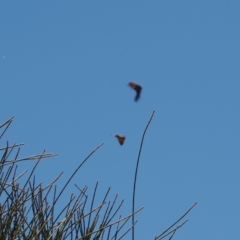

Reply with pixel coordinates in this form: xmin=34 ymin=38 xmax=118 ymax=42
xmin=0 ymin=115 xmax=196 ymax=240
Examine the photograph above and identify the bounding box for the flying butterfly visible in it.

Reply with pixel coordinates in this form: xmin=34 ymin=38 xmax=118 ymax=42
xmin=111 ymin=134 xmax=126 ymax=146
xmin=128 ymin=82 xmax=142 ymax=101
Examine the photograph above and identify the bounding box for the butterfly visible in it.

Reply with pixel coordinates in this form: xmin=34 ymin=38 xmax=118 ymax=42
xmin=128 ymin=82 xmax=142 ymax=101
xmin=111 ymin=134 xmax=126 ymax=145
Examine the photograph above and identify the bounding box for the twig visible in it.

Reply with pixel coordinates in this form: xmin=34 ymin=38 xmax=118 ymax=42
xmin=155 ymin=202 xmax=197 ymax=240
xmin=169 ymin=229 xmax=176 ymax=240
xmin=2 ymin=153 xmax=58 ymax=167
xmin=79 ymin=206 xmax=144 ymax=240
xmin=0 ymin=117 xmax=14 ymax=139
xmin=157 ymin=219 xmax=187 ymax=240
xmin=0 ymin=143 xmax=24 ymax=151
xmin=49 ymin=143 xmax=104 ymax=214
xmin=132 ymin=110 xmax=155 ymax=240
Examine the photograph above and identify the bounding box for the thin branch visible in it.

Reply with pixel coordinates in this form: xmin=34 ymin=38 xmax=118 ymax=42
xmin=117 ymin=220 xmax=138 ymax=240
xmin=157 ymin=219 xmax=188 ymax=240
xmin=47 ymin=143 xmax=104 ymax=218
xmin=132 ymin=110 xmax=155 ymax=240
xmin=0 ymin=143 xmax=24 ymax=151
xmin=168 ymin=229 xmax=176 ymax=240
xmin=0 ymin=117 xmax=14 ymax=139
xmin=0 ymin=116 xmax=14 ymax=128
xmin=2 ymin=153 xmax=57 ymax=167
xmin=79 ymin=206 xmax=144 ymax=240
xmin=155 ymin=202 xmax=197 ymax=240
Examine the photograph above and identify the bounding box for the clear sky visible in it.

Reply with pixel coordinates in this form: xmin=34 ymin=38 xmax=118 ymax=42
xmin=1 ymin=1 xmax=240 ymax=239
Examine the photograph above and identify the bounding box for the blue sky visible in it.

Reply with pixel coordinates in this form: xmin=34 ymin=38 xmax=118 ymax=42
xmin=1 ymin=1 xmax=240 ymax=239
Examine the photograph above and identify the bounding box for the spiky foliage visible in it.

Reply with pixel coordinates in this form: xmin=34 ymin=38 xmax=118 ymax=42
xmin=0 ymin=117 xmax=141 ymax=240
xmin=0 ymin=116 xmax=196 ymax=240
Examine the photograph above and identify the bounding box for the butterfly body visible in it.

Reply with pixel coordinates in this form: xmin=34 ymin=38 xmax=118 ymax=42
xmin=111 ymin=134 xmax=126 ymax=145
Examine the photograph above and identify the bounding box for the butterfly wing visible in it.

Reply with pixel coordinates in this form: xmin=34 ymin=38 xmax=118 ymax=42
xmin=116 ymin=135 xmax=125 ymax=145
xmin=129 ymin=82 xmax=142 ymax=101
